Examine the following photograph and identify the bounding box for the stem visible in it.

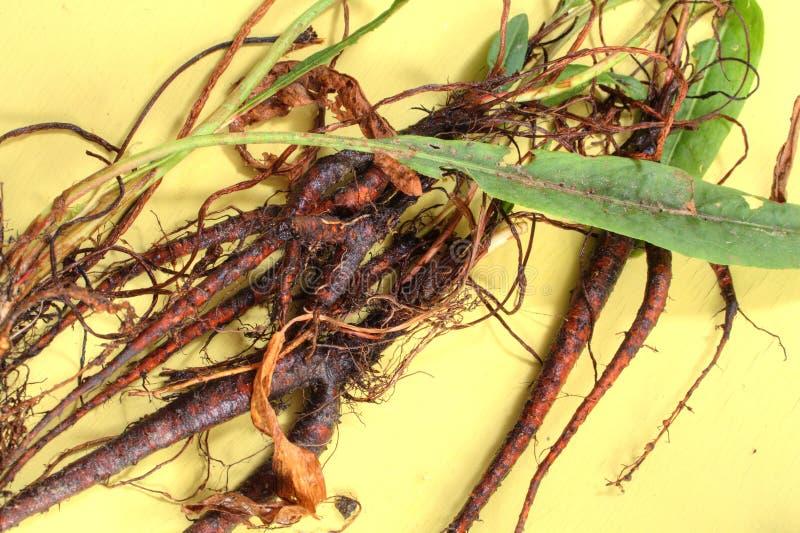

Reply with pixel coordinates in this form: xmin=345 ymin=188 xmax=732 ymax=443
xmin=0 ymin=0 xmax=337 ymax=322
xmin=510 ymin=0 xmax=678 ymax=104
xmin=195 ymin=0 xmax=337 ymax=136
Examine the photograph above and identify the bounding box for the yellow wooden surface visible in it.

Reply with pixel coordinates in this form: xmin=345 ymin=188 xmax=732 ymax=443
xmin=1 ymin=2 xmax=799 ymax=532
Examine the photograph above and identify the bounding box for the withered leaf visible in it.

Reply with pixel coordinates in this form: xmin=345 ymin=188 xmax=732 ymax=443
xmin=373 ymin=153 xmax=423 ymax=196
xmin=250 ymin=330 xmax=327 ymax=514
xmin=182 ymin=492 xmax=308 ymax=527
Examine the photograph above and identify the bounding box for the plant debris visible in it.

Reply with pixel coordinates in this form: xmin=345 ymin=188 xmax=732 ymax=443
xmin=0 ymin=1 xmax=797 ymax=532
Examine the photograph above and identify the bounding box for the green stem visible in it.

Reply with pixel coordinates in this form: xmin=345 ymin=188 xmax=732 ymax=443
xmin=196 ymin=0 xmax=338 ymax=135
xmin=1 ymin=0 xmax=337 ymax=291
xmin=236 ymin=0 xmax=410 ymax=119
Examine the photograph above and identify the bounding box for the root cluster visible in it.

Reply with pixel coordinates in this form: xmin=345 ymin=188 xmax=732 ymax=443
xmin=0 ymin=2 xmax=778 ymax=532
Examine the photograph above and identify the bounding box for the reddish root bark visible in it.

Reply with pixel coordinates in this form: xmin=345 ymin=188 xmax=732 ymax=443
xmin=0 ymin=306 xmax=398 ymax=530
xmin=0 ymin=346 xmax=316 ymax=531
xmin=22 ymin=205 xmax=278 ymax=362
xmin=515 ymin=245 xmax=672 ymax=532
xmin=4 ymin=147 xmax=410 ymax=489
xmin=321 ymin=165 xmax=389 ymax=213
xmin=285 ymin=151 xmax=374 ymax=215
xmin=316 ymin=215 xmax=392 ymax=307
xmin=0 ymin=369 xmax=259 ymax=532
xmin=2 ymin=280 xmax=269 ymax=489
xmin=1 ymin=230 xmax=286 ymax=490
xmin=446 ymin=232 xmax=633 ymax=532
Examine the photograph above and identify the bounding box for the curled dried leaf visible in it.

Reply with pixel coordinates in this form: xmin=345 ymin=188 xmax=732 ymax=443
xmin=250 ymin=329 xmax=327 ymax=514
xmin=182 ymin=492 xmax=308 ymax=527
xmin=273 ymin=432 xmax=327 ymax=513
xmin=232 ymin=61 xmax=398 ymax=175
xmin=373 ymin=153 xmax=422 ymax=196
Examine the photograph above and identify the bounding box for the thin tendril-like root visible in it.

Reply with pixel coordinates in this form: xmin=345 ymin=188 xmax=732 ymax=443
xmin=178 ymin=0 xmax=276 ymax=138
xmin=770 ymin=94 xmax=800 ymax=203
xmin=0 ymin=122 xmax=119 ymax=153
xmin=486 ymin=0 xmax=511 ymax=79
xmin=609 ymin=262 xmax=738 ymax=489
xmin=514 ymin=245 xmax=672 ymax=532
xmin=446 ymin=232 xmax=633 ymax=533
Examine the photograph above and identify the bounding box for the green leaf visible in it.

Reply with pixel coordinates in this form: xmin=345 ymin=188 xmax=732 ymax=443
xmin=606 ymin=72 xmax=647 ymax=101
xmin=386 ymin=137 xmax=800 ymax=269
xmin=486 ymin=13 xmax=529 ymax=76
xmin=541 ymin=64 xmax=647 ymax=106
xmin=498 ymin=200 xmax=515 ymax=215
xmin=660 ymin=0 xmax=764 ymax=178
xmin=125 ymin=132 xmax=800 ymax=269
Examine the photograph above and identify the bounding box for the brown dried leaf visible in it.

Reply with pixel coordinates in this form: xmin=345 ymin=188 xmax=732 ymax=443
xmin=373 ymin=153 xmax=422 ymax=196
xmin=182 ymin=492 xmax=274 ymax=524
xmin=273 ymin=433 xmax=326 ymax=512
xmin=272 ymin=502 xmax=310 ymax=525
xmin=250 ymin=330 xmax=327 ymax=514
xmin=240 ymin=61 xmax=395 ymax=140
xmin=233 ymin=62 xmax=404 ymax=180
xmin=182 ymin=492 xmax=308 ymax=527
xmin=250 ymin=331 xmax=285 ymax=437
xmin=771 ymin=95 xmax=800 ymax=203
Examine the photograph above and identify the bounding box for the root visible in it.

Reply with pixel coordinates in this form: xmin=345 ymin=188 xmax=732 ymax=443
xmin=446 ymin=232 xmax=633 ymax=532
xmin=515 ymin=245 xmax=672 ymax=531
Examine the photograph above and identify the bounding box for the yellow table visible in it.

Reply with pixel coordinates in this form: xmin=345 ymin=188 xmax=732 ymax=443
xmin=1 ymin=2 xmax=798 ymax=531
